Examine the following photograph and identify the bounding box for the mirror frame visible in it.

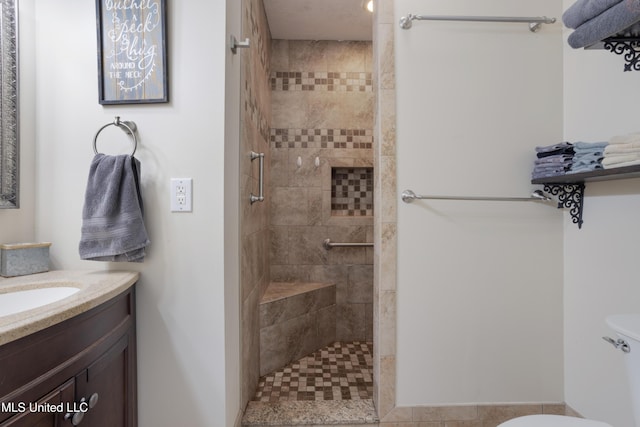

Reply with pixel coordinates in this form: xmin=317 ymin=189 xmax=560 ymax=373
xmin=0 ymin=0 xmax=18 ymax=209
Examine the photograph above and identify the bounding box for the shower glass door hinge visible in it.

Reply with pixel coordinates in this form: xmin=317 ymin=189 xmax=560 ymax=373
xmin=230 ymin=35 xmax=250 ymax=54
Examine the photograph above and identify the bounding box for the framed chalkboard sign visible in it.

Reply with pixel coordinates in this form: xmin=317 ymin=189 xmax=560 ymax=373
xmin=95 ymin=0 xmax=168 ymax=104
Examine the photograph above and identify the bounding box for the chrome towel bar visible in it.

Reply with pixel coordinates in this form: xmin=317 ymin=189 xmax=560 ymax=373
xmin=399 ymin=14 xmax=556 ymax=32
xmin=401 ymin=189 xmax=552 ymax=203
xmin=323 ymin=239 xmax=373 ymax=250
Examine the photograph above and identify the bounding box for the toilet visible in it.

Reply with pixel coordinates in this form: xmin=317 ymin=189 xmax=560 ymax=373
xmin=498 ymin=415 xmax=610 ymax=426
xmin=498 ymin=314 xmax=640 ymax=427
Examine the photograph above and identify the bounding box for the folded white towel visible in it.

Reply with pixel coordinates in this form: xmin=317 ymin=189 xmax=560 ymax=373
xmin=602 ymin=154 xmax=640 ymax=166
xmin=605 ymin=141 xmax=640 ymax=149
xmin=603 ymin=159 xmax=640 ymax=169
xmin=604 ymin=145 xmax=640 ymax=155
xmin=609 ymin=132 xmax=640 ymax=144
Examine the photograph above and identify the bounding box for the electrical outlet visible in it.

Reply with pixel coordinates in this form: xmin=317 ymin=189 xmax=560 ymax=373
xmin=170 ymin=178 xmax=192 ymax=212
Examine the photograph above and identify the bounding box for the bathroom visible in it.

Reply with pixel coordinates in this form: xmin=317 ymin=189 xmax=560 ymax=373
xmin=1 ymin=0 xmax=640 ymax=426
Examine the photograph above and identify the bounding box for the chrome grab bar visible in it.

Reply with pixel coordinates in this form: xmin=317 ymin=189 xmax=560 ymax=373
xmin=323 ymin=239 xmax=373 ymax=250
xmin=401 ymin=189 xmax=552 ymax=203
xmin=399 ymin=14 xmax=556 ymax=32
xmin=250 ymin=151 xmax=265 ymax=204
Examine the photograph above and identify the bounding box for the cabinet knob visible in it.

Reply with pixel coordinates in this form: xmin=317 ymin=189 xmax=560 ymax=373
xmin=64 ymin=396 xmax=90 ymax=425
xmin=88 ymin=393 xmax=99 ymax=409
xmin=64 ymin=405 xmax=85 ymax=425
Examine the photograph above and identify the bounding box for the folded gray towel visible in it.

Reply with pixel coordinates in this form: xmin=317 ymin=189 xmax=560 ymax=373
xmin=563 ymin=0 xmax=624 ymax=29
xmin=79 ymin=154 xmax=150 ymax=262
xmin=568 ymin=0 xmax=640 ymax=48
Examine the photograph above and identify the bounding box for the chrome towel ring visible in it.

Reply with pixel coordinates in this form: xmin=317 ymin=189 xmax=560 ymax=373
xmin=93 ymin=116 xmax=138 ymax=156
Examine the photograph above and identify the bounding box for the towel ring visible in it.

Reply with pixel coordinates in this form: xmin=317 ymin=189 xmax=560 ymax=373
xmin=93 ymin=116 xmax=138 ymax=156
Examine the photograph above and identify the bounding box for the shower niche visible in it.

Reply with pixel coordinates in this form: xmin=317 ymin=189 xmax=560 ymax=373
xmin=331 ymin=167 xmax=374 ymax=217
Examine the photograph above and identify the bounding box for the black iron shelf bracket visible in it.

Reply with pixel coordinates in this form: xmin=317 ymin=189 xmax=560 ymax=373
xmin=602 ymin=37 xmax=640 ymax=72
xmin=543 ymin=183 xmax=585 ymax=229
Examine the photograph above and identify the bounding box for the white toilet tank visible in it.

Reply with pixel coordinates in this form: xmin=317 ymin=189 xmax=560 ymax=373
xmin=606 ymin=314 xmax=640 ymax=426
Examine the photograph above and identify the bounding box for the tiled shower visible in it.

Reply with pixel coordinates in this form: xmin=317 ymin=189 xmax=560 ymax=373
xmin=269 ymin=39 xmax=374 ymax=344
xmin=239 ymin=0 xmax=374 ymax=412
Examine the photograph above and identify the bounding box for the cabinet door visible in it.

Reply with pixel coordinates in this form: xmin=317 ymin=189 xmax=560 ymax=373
xmin=0 ymin=379 xmax=74 ymax=427
xmin=73 ymin=334 xmax=136 ymax=427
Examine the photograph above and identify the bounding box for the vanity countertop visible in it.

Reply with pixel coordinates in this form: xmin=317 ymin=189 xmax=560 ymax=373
xmin=0 ymin=270 xmax=139 ymax=346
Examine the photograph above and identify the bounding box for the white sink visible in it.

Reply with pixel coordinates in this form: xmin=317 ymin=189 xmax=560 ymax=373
xmin=0 ymin=285 xmax=80 ymax=317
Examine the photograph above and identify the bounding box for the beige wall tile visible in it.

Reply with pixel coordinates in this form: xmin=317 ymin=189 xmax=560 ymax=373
xmin=378 ymin=290 xmax=396 ymax=357
xmin=380 ymin=156 xmax=397 ymax=223
xmin=270 ymin=187 xmax=309 ymax=226
xmin=378 ymin=356 xmax=397 ymax=418
xmin=413 ymin=406 xmax=477 ymax=422
xmin=270 ymin=39 xmax=289 ymax=70
xmin=381 ymin=406 xmax=413 ymax=423
xmin=326 ymin=41 xmax=368 ymax=71
xmin=476 ymin=405 xmax=541 ymax=423
xmin=542 ymin=403 xmax=565 ymax=415
xmin=379 ymin=223 xmax=397 ymax=291
xmin=288 ymin=40 xmax=330 ymax=71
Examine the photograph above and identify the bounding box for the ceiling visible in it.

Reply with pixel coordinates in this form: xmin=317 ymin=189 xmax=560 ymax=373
xmin=263 ymin=0 xmax=373 ymax=41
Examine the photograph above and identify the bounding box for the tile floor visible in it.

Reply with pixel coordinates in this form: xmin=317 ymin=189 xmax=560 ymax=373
xmin=252 ymin=341 xmax=373 ymax=402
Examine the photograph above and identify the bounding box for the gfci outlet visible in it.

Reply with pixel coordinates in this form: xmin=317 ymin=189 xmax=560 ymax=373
xmin=170 ymin=178 xmax=192 ymax=212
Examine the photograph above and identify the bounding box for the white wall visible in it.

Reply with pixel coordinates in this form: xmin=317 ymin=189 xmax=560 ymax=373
xmin=32 ymin=1 xmax=240 ymax=426
xmin=563 ymin=0 xmax=640 ymax=424
xmin=395 ymin=0 xmax=565 ymax=405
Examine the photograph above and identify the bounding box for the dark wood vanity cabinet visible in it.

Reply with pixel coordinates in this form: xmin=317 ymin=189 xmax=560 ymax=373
xmin=0 ymin=287 xmax=137 ymax=427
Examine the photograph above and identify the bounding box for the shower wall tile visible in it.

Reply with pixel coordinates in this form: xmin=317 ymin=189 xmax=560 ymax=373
xmin=241 ymin=0 xmax=272 ymax=408
xmin=270 ymin=40 xmax=374 ymax=343
xmin=269 ymin=226 xmax=289 ymax=265
xmin=373 ymin=0 xmax=398 ymax=419
xmin=242 ymin=284 xmax=261 ymax=410
xmin=337 ymin=303 xmax=367 ymax=341
xmin=271 ymin=71 xmax=373 ymax=92
xmin=270 ymin=187 xmax=309 ymax=226
xmin=378 ymin=290 xmax=396 ymax=358
xmin=380 ymin=89 xmax=397 ymax=156
xmin=288 ymin=40 xmax=330 ymax=71
xmin=348 ymin=265 xmax=374 ymax=304
xmin=308 ymin=264 xmax=350 ymax=285
xmin=308 ymin=187 xmax=323 ymax=226
xmin=259 ymin=283 xmax=337 ymax=376
xmin=269 ymin=147 xmax=289 ymax=187
xmin=272 ymin=92 xmax=374 ymax=130
xmin=270 ymin=39 xmax=289 ymax=71
xmin=270 ymin=264 xmax=311 ymax=282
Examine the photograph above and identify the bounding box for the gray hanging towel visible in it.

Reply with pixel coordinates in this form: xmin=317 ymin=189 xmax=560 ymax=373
xmin=567 ymin=0 xmax=640 ymax=48
xmin=563 ymin=0 xmax=624 ymax=29
xmin=79 ymin=154 xmax=150 ymax=262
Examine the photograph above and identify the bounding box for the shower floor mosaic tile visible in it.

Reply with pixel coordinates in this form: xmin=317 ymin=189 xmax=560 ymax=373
xmin=252 ymin=341 xmax=373 ymax=402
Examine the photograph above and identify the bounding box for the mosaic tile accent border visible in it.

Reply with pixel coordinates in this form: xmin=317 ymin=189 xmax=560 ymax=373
xmin=332 ymin=168 xmax=374 ymax=217
xmin=252 ymin=341 xmax=373 ymax=402
xmin=270 ymin=128 xmax=373 ymax=149
xmin=271 ymin=72 xmax=373 ymax=92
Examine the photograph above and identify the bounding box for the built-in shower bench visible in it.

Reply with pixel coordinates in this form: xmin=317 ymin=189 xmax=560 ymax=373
xmin=259 ymin=282 xmax=336 ymax=376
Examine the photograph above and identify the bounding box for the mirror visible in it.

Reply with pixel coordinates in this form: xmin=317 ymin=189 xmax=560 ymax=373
xmin=0 ymin=0 xmax=18 ymax=208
